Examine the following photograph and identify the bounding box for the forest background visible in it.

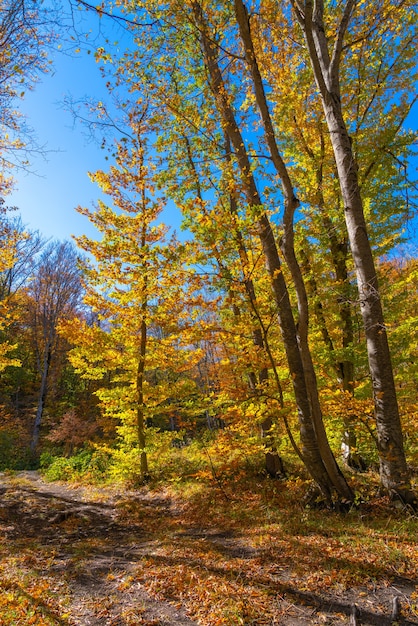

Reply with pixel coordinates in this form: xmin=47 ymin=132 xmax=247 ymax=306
xmin=1 ymin=0 xmax=418 ymax=511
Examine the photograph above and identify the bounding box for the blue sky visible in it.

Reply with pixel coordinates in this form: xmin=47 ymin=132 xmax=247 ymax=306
xmin=8 ymin=25 xmax=185 ymax=244
xmin=7 ymin=8 xmax=182 ymax=243
xmin=8 ymin=47 xmax=110 ymax=242
xmin=6 ymin=10 xmax=417 ymax=251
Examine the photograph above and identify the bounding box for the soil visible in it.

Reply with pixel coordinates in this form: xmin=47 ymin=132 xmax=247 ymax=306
xmin=0 ymin=471 xmax=417 ymax=626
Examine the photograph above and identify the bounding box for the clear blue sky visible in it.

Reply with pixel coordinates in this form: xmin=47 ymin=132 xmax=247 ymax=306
xmin=8 ymin=21 xmax=185 ymax=243
xmin=7 ymin=9 xmax=182 ymax=242
xmin=8 ymin=46 xmax=110 ymax=242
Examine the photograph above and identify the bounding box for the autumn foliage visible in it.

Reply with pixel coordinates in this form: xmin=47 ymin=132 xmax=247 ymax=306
xmin=0 ymin=3 xmax=418 ymax=623
xmin=0 ymin=0 xmax=417 ymax=508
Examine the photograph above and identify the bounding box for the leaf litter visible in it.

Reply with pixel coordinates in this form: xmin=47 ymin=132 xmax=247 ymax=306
xmin=0 ymin=471 xmax=417 ymax=625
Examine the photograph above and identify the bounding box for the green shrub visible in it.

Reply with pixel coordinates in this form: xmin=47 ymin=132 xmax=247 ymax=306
xmin=41 ymin=447 xmax=112 ymax=483
xmin=42 ymin=456 xmax=74 ymax=481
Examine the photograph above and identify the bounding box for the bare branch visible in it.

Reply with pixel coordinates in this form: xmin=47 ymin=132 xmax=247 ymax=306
xmin=74 ymin=0 xmax=157 ymax=28
xmin=329 ymin=0 xmax=356 ymax=80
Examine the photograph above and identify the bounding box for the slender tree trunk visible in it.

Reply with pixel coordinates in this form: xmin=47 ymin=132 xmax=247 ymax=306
xmin=236 ymin=251 xmax=285 ymax=478
xmin=136 ymin=316 xmax=149 ymax=477
xmin=257 ymin=215 xmax=334 ymax=498
xmin=193 ymin=1 xmax=339 ymax=501
xmin=281 ymin=203 xmax=354 ymax=500
xmin=224 ymin=136 xmax=285 ymax=477
xmin=294 ymin=119 xmax=357 ymax=421
xmin=233 ymin=0 xmax=353 ymax=500
xmin=136 ymin=151 xmax=149 ymax=479
xmin=325 ymin=232 xmax=363 ymax=469
xmin=300 ymin=244 xmax=363 ymax=469
xmin=292 ymin=0 xmax=414 ymax=502
xmin=185 ymin=131 xmax=285 ymax=476
xmin=31 ymin=345 xmax=52 ymax=455
xmin=297 ymin=123 xmax=362 ymax=468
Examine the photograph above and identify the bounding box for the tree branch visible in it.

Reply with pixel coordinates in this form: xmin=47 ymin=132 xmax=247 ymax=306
xmin=329 ymin=0 xmax=356 ymax=81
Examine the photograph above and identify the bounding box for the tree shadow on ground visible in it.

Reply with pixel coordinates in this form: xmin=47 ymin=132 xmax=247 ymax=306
xmin=1 ymin=473 xmax=417 ymax=625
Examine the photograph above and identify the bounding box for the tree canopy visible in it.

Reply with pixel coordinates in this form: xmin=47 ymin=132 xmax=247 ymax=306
xmin=0 ymin=0 xmax=417 ymax=508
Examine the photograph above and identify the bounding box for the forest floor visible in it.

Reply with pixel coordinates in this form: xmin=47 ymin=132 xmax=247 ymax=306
xmin=0 ymin=470 xmax=417 ymax=626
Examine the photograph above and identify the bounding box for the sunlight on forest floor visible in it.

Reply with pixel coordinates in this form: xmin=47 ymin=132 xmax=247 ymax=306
xmin=0 ymin=470 xmax=417 ymax=625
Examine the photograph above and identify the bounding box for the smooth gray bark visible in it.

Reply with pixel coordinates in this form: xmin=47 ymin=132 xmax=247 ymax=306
xmin=291 ymin=0 xmax=414 ymax=502
xmin=192 ymin=1 xmax=346 ymax=502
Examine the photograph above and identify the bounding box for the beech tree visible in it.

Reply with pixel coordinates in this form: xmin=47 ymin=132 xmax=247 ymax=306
xmin=193 ymin=1 xmax=354 ymax=500
xmin=64 ymin=121 xmax=203 ymax=480
xmin=289 ymin=0 xmax=416 ymax=503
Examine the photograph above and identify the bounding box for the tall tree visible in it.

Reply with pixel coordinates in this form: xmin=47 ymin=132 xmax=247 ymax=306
xmin=27 ymin=240 xmax=83 ymax=454
xmin=289 ymin=0 xmax=416 ymax=503
xmin=67 ymin=120 xmax=202 ymax=479
xmin=0 ymin=215 xmax=44 ymax=300
xmin=187 ymin=0 xmax=352 ymax=500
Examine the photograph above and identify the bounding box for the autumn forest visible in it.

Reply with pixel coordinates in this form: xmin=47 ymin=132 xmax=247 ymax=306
xmin=0 ymin=0 xmax=418 ymax=622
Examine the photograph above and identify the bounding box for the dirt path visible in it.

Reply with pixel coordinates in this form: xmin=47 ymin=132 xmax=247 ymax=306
xmin=0 ymin=471 xmax=198 ymax=625
xmin=1 ymin=471 xmax=417 ymax=625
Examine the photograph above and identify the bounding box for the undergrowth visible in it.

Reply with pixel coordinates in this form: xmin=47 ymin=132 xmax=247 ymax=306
xmin=2 ymin=432 xmax=417 ymax=625
xmin=1 ymin=456 xmax=418 ymax=625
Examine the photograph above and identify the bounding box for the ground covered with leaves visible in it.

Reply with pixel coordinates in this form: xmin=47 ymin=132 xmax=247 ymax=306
xmin=0 ymin=470 xmax=417 ymax=626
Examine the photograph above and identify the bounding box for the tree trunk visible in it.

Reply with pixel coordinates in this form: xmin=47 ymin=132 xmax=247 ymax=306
xmin=186 ymin=129 xmax=285 ymax=478
xmin=281 ymin=205 xmax=354 ymax=500
xmin=233 ymin=0 xmax=353 ymax=500
xmin=30 ymin=345 xmax=52 ymax=456
xmin=301 ymin=244 xmax=364 ymax=470
xmin=293 ymin=0 xmax=414 ymax=502
xmin=136 ymin=184 xmax=149 ymax=479
xmin=225 ymin=138 xmax=285 ymax=478
xmin=293 ymin=116 xmax=361 ymax=467
xmin=324 ymin=100 xmax=410 ymax=495
xmin=136 ymin=317 xmax=149 ymax=478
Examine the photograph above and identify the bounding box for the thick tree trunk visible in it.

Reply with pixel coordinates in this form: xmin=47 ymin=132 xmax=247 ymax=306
xmin=293 ymin=0 xmax=414 ymax=502
xmin=323 ymin=101 xmax=410 ymax=496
